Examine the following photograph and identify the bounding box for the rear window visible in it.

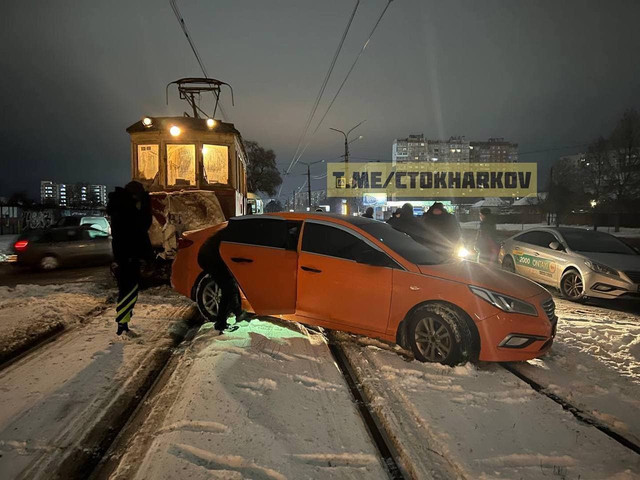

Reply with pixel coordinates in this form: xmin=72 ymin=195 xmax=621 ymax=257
xmin=224 ymin=217 xmax=288 ymax=249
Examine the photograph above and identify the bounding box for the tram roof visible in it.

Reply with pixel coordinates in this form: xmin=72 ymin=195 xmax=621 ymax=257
xmin=126 ymin=117 xmax=241 ymax=136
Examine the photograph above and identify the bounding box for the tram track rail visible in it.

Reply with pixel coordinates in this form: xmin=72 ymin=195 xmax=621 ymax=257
xmin=502 ymin=363 xmax=640 ymax=456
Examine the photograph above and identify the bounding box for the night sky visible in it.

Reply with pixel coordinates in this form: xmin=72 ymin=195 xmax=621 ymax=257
xmin=2 ymin=0 xmax=639 ymax=201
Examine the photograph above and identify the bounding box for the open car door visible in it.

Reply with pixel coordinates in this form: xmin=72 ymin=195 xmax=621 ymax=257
xmin=219 ymin=216 xmax=300 ymax=315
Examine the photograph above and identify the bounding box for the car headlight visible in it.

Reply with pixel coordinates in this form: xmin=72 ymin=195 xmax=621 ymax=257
xmin=456 ymin=246 xmax=470 ymax=259
xmin=584 ymin=259 xmax=619 ymax=277
xmin=469 ymin=286 xmax=538 ymax=316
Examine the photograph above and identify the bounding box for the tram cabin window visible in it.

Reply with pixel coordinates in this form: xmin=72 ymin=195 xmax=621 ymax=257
xmin=137 ymin=145 xmax=159 ymax=181
xmin=167 ymin=144 xmax=196 ymax=186
xmin=203 ymin=145 xmax=229 ymax=185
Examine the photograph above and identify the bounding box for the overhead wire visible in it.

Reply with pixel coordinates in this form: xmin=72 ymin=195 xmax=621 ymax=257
xmin=170 ymin=0 xmax=229 ymax=120
xmin=283 ymin=0 xmax=361 ymax=182
xmin=292 ymin=0 xmax=394 ymax=166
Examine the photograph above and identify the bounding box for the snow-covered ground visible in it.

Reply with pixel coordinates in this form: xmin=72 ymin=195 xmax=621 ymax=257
xmin=508 ymin=298 xmax=640 ymax=447
xmin=0 ymin=234 xmax=17 ymax=262
xmin=460 ymin=222 xmax=640 ymax=237
xmin=337 ymin=334 xmax=640 ymax=479
xmin=0 ymin=286 xmax=195 ymax=479
xmin=0 ymin=282 xmax=107 ymax=362
xmin=110 ymin=319 xmax=389 ymax=480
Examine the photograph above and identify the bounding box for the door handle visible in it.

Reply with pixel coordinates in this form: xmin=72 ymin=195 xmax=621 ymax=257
xmin=230 ymin=257 xmax=253 ymax=263
xmin=301 ymin=266 xmax=322 ymax=273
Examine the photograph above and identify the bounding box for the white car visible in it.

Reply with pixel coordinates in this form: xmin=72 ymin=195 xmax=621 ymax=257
xmin=499 ymin=227 xmax=640 ymax=301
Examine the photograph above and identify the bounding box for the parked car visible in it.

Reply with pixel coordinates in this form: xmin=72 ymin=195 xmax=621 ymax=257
xmin=499 ymin=227 xmax=640 ymax=301
xmin=56 ymin=216 xmax=111 ymax=235
xmin=12 ymin=226 xmax=112 ymax=270
xmin=171 ymin=213 xmax=557 ymax=365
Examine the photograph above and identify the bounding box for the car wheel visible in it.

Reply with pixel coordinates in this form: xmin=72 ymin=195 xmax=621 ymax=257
xmin=195 ymin=274 xmax=224 ymax=322
xmin=502 ymin=255 xmax=516 ymax=273
xmin=407 ymin=304 xmax=474 ymax=366
xmin=40 ymin=255 xmax=59 ymax=271
xmin=561 ymin=269 xmax=585 ymax=302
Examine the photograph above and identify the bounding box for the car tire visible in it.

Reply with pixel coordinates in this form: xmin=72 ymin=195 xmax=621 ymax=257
xmin=406 ymin=303 xmax=474 ymax=366
xmin=560 ymin=269 xmax=585 ymax=302
xmin=39 ymin=255 xmax=60 ymax=271
xmin=195 ymin=274 xmax=224 ymax=322
xmin=502 ymin=255 xmax=516 ymax=273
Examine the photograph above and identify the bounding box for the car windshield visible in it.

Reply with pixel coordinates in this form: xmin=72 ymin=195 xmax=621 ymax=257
xmin=359 ymin=222 xmax=445 ymax=265
xmin=562 ymin=230 xmax=637 ymax=255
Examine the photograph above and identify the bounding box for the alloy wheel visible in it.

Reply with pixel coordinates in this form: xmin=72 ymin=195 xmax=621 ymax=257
xmin=40 ymin=256 xmax=59 ymax=270
xmin=201 ymin=280 xmax=222 ymax=317
xmin=563 ymin=271 xmax=584 ymax=299
xmin=414 ymin=316 xmax=452 ymax=362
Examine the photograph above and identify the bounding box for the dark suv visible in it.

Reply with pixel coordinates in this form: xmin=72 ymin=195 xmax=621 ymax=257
xmin=13 ymin=226 xmax=112 ymax=270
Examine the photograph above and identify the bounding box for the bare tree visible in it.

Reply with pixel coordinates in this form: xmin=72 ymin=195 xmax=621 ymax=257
xmin=607 ymin=108 xmax=640 ymax=231
xmin=584 ymin=136 xmax=609 ymax=229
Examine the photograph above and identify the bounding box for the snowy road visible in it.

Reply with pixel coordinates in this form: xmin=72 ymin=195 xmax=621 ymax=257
xmin=1 ymin=275 xmax=639 ymax=479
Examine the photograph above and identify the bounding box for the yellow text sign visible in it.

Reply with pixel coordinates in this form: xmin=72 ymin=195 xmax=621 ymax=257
xmin=327 ymin=162 xmax=537 ymax=198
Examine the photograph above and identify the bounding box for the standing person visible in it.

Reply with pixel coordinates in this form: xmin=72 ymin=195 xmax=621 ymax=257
xmin=389 ymin=203 xmax=428 ymax=244
xmin=475 ymin=207 xmax=500 ymax=264
xmin=197 ymin=229 xmax=244 ymax=331
xmin=422 ymin=202 xmax=462 ymax=256
xmin=386 ymin=208 xmax=402 ymax=226
xmin=107 ymin=181 xmax=153 ymax=335
xmin=362 ymin=207 xmax=374 ymax=219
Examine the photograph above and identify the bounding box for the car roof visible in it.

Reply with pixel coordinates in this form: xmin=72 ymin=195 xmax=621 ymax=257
xmin=238 ymin=212 xmax=378 ymax=227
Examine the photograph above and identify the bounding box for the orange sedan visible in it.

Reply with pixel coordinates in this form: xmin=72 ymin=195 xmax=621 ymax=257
xmin=171 ymin=213 xmax=557 ymax=365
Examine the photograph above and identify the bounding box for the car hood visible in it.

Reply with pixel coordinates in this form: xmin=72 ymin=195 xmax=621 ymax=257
xmin=419 ymin=260 xmax=546 ymax=299
xmin=576 ymin=252 xmax=640 ymax=272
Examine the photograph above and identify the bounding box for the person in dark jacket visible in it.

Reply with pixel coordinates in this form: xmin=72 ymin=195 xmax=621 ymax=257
xmin=422 ymin=202 xmax=461 ymax=256
xmin=386 ymin=208 xmax=401 ymax=226
xmin=475 ymin=207 xmax=499 ymax=264
xmin=388 ymin=203 xmax=429 ymax=245
xmin=107 ymin=181 xmax=153 ymax=335
xmin=362 ymin=207 xmax=374 ymax=219
xmin=197 ymin=228 xmax=243 ymax=331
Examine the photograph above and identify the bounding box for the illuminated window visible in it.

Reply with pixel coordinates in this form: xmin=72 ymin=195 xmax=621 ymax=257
xmin=137 ymin=145 xmax=159 ymax=181
xmin=202 ymin=145 xmax=228 ymax=185
xmin=167 ymin=144 xmax=196 ymax=186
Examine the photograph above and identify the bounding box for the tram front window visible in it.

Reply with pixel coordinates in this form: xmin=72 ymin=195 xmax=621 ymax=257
xmin=203 ymin=144 xmax=228 ymax=185
xmin=167 ymin=144 xmax=196 ymax=186
xmin=137 ymin=144 xmax=159 ymax=181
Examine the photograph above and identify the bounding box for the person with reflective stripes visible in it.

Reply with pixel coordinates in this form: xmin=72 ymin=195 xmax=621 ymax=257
xmin=107 ymin=181 xmax=153 ymax=335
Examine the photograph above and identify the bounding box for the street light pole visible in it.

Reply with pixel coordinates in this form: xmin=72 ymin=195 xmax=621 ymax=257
xmin=330 ymin=120 xmax=365 ymax=164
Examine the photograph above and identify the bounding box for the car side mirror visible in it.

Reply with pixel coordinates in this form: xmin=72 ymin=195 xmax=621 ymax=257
xmin=549 ymin=241 xmax=563 ymax=251
xmin=355 ymin=249 xmax=389 ymax=267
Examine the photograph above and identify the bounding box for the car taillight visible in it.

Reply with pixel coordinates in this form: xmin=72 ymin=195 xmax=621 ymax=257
xmin=14 ymin=240 xmax=29 ymax=252
xmin=177 ymin=237 xmax=194 ymax=250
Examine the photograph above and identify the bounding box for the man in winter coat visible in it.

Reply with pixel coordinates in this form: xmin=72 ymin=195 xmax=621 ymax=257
xmin=197 ymin=228 xmax=243 ymax=331
xmin=422 ymin=202 xmax=462 ymax=256
xmin=475 ymin=207 xmax=500 ymax=264
xmin=389 ymin=203 xmax=429 ymax=245
xmin=107 ymin=181 xmax=153 ymax=335
xmin=362 ymin=207 xmax=374 ymax=219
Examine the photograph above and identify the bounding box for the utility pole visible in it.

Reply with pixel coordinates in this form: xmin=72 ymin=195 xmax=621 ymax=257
xmin=307 ymin=164 xmax=312 ymax=209
xmin=298 ymin=160 xmax=325 ymax=209
xmin=292 ymin=190 xmax=296 ymax=211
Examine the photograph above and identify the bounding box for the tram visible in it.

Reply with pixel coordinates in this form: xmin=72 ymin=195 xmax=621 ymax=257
xmin=125 ymin=78 xmax=248 ymax=258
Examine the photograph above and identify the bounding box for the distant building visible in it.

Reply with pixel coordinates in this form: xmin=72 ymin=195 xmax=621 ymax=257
xmin=40 ymin=181 xmax=107 ymax=207
xmin=392 ymin=134 xmax=429 ymax=164
xmin=392 ymin=135 xmax=518 ymax=164
xmin=469 ymin=138 xmax=519 ymax=163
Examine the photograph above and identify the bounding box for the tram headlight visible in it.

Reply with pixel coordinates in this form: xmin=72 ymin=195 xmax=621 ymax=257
xmin=142 ymin=117 xmax=152 ymax=127
xmin=169 ymin=125 xmax=181 ymax=137
xmin=206 ymin=118 xmax=216 ymax=128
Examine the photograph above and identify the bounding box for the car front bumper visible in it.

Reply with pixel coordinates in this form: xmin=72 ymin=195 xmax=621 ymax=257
xmin=583 ymin=270 xmax=640 ymax=299
xmin=476 ymin=292 xmax=556 ymax=362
